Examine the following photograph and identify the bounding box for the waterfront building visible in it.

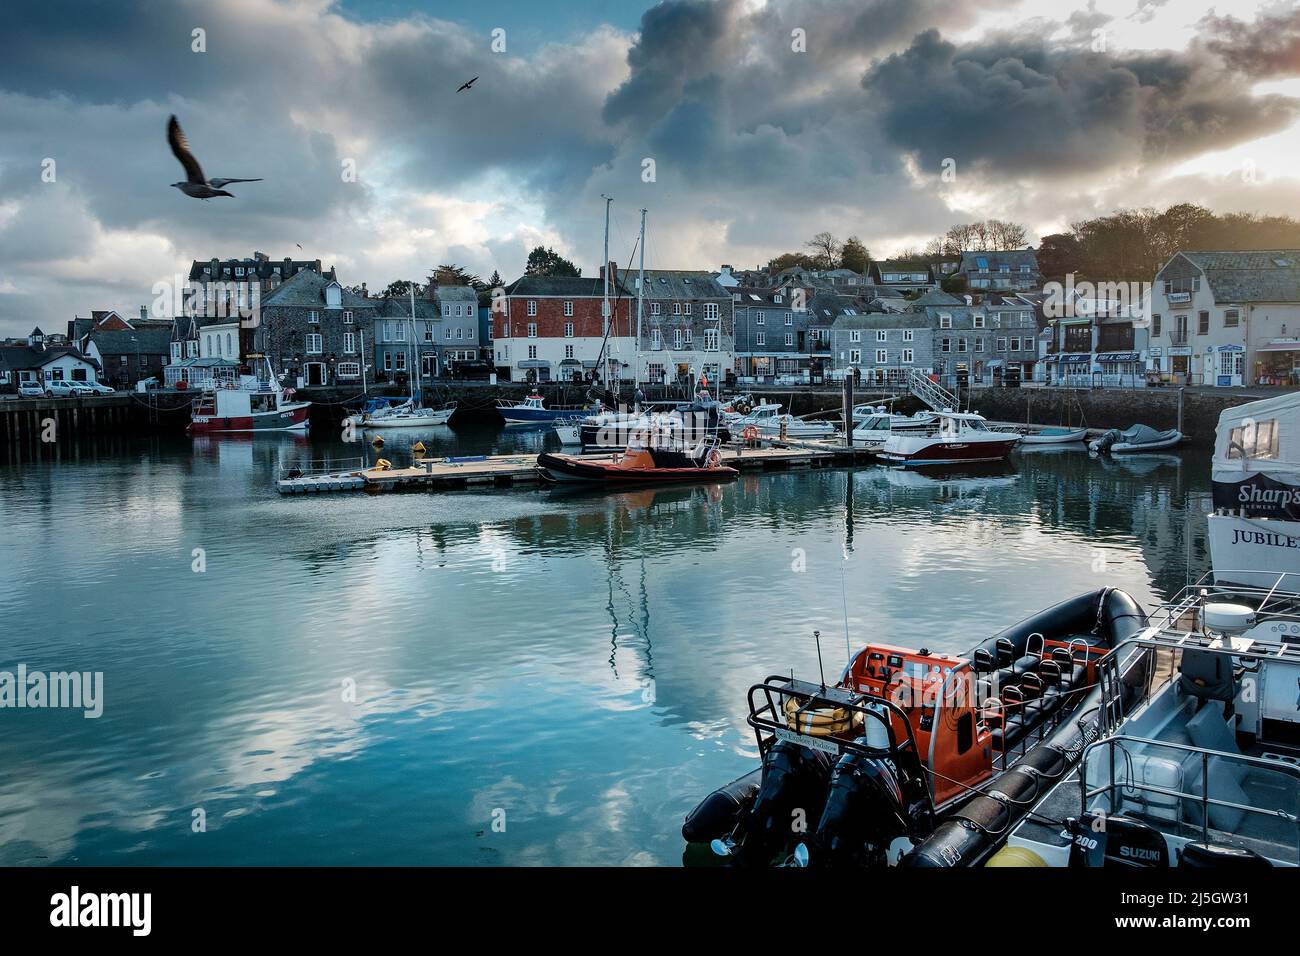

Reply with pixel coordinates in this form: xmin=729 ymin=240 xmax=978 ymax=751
xmin=1043 ymin=288 xmax=1149 ymax=387
xmin=830 ymin=311 xmax=934 ymax=385
xmin=731 ymin=284 xmax=824 ymax=383
xmin=616 ymin=267 xmax=733 ymax=387
xmin=434 ymin=285 xmax=481 ymax=374
xmin=925 ymin=295 xmax=1039 ymax=385
xmin=256 ymin=269 xmax=379 ymax=387
xmin=0 ymin=328 xmax=101 ymax=393
xmin=184 ymin=252 xmax=324 ymax=320
xmin=1149 ymin=249 xmax=1300 ymax=386
xmin=493 ymin=273 xmax=635 ymax=385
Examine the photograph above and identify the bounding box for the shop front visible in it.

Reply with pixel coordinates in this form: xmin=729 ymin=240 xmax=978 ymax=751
xmin=1256 ymin=340 xmax=1300 ymax=387
xmin=1096 ymin=351 xmax=1143 ymax=388
xmin=1206 ymin=344 xmax=1244 ymax=387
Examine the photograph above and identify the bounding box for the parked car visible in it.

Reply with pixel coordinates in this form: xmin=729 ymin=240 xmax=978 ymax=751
xmin=17 ymin=381 xmax=44 ymax=398
xmin=79 ymin=381 xmax=115 ymax=395
xmin=45 ymin=380 xmax=92 ymax=397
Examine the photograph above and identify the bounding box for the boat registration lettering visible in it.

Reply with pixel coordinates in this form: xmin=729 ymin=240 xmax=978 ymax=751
xmin=774 ymin=727 xmax=841 ymax=755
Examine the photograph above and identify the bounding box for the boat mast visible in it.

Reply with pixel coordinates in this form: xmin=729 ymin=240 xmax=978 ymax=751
xmin=600 ymin=194 xmax=612 ymax=389
xmin=636 ymin=207 xmax=646 ymax=395
xmin=409 ymin=284 xmax=419 ymax=406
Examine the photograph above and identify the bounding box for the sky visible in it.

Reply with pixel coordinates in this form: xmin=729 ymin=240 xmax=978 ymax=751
xmin=1 ymin=0 xmax=1299 ymax=337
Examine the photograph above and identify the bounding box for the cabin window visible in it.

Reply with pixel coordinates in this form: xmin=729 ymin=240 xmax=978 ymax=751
xmin=1227 ymin=420 xmax=1279 ymax=460
xmin=956 ymin=712 xmax=974 ymax=755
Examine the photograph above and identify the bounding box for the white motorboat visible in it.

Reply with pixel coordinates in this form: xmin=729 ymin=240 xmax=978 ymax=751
xmin=728 ymin=403 xmax=836 ymax=439
xmin=1017 ymin=426 xmax=1088 ymax=445
xmin=1208 ymin=391 xmax=1300 ymax=589
xmin=1089 ymin=423 xmax=1182 ymax=453
xmin=877 ymin=410 xmax=1020 ymax=465
xmin=850 ymin=408 xmax=938 ymax=450
xmin=992 ymin=572 xmax=1300 ymax=868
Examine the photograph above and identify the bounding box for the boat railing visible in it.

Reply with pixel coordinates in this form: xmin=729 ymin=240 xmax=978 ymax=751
xmin=277 ymin=457 xmax=368 ymax=480
xmin=1079 ymin=734 xmax=1300 ymax=864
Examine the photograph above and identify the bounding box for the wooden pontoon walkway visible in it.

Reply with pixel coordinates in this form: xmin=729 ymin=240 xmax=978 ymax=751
xmin=276 ymin=443 xmax=835 ymax=495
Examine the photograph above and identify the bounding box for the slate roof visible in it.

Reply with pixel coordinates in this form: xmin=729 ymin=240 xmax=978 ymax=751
xmin=0 ymin=344 xmax=97 ymax=371
xmin=960 ymin=249 xmax=1040 ymax=272
xmin=378 ymin=296 xmax=441 ymax=319
xmin=86 ymin=328 xmax=174 ymax=356
xmin=505 ymin=276 xmax=631 ymax=297
xmin=189 ymin=255 xmax=323 ymax=282
xmin=1176 ymin=250 xmax=1300 ymax=303
xmin=912 ymin=289 xmax=965 ymax=308
xmin=831 ymin=313 xmax=930 ymax=330
xmin=616 ymin=269 xmax=729 ymax=300
xmin=435 ymin=285 xmax=479 ymax=303
xmin=260 ymin=270 xmax=376 ymax=310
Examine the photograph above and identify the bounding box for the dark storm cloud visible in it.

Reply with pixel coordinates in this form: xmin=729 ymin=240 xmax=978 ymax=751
xmin=861 ymin=29 xmax=1300 ymax=177
xmin=1201 ymin=4 xmax=1300 ymax=79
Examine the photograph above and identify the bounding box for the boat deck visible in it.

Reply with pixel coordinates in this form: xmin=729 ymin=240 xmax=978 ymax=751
xmin=275 ymin=443 xmax=833 ymax=494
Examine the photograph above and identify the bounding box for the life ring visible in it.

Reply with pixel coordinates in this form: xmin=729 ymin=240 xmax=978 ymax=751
xmin=742 ymin=425 xmax=759 ymax=443
xmin=783 ymin=696 xmax=861 ymax=737
xmin=706 ymin=448 xmax=722 ymax=468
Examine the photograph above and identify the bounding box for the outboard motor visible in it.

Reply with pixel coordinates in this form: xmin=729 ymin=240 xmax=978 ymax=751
xmin=1091 ymin=429 xmax=1121 ymax=453
xmin=806 ymin=744 xmax=912 ymax=867
xmin=1068 ymin=813 xmax=1170 ymax=867
xmin=722 ymin=740 xmax=833 ymax=866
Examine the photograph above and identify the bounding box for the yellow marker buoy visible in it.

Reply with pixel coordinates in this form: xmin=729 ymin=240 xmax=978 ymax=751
xmin=985 ymin=846 xmax=1047 ymax=867
xmin=371 ymin=435 xmax=385 ymax=447
xmin=412 ymin=441 xmax=426 ymax=455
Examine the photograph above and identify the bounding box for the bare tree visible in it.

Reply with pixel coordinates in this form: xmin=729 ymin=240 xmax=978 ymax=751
xmin=805 ymin=232 xmax=842 ymax=269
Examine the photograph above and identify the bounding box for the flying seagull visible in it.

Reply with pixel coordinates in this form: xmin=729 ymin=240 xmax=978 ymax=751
xmin=168 ymin=115 xmax=262 ymax=199
xmin=457 ymin=76 xmax=478 ymax=92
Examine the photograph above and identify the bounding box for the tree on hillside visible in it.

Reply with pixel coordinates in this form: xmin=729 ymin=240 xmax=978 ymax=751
xmin=766 ymin=251 xmax=817 ymax=274
xmin=524 ymin=246 xmax=581 ymax=278
xmin=840 ymin=236 xmax=870 ymax=273
xmin=381 ymin=279 xmax=418 ymax=298
xmin=805 ymin=232 xmax=842 ymax=269
xmin=1036 ymin=233 xmax=1083 ymax=282
xmin=488 ymin=269 xmax=503 ymax=289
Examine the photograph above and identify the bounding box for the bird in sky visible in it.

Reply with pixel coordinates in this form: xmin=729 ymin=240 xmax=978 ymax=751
xmin=457 ymin=77 xmax=479 ymax=92
xmin=167 ymin=115 xmax=263 ymax=199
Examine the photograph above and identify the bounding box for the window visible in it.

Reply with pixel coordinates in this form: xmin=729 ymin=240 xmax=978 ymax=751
xmin=344 ymin=333 xmax=356 ymax=353
xmin=443 ymin=305 xmax=451 ymax=317
xmin=651 ymin=303 xmax=661 ymax=316
xmin=1224 ymin=309 xmax=1240 ymax=328
xmin=685 ymin=303 xmax=693 ymax=315
xmin=683 ymin=328 xmax=693 ymax=344
xmin=565 ymin=345 xmax=574 ymax=359
xmin=784 ymin=313 xmax=793 ymax=326
xmin=527 ymin=323 xmax=537 ymax=338
xmin=1166 ymin=275 xmax=1200 ymax=295
xmin=343 ymin=311 xmax=354 ymax=325
xmin=527 ymin=300 xmax=537 ymax=316
xmin=756 ymin=331 xmax=766 ymax=346
xmin=849 ymin=349 xmax=861 ymax=364
xmin=939 ymin=314 xmax=952 ymax=329
xmin=383 ymin=351 xmax=393 ymax=372
xmin=1227 ymin=419 xmax=1279 ymax=460
xmin=849 ymin=330 xmax=861 ymax=343
xmin=1198 ymin=311 xmax=1209 ymax=335
xmin=785 ymin=332 xmax=795 ymax=346
xmin=902 ymin=349 xmax=914 ymax=364
xmin=941 ymin=338 xmax=951 ymax=353
xmin=424 ymin=324 xmax=434 ymax=342
xmin=1152 ymin=314 xmax=1161 ymax=337
xmin=704 ymin=329 xmax=719 ymax=351
xmin=1009 ymin=337 xmax=1020 ymax=351
xmin=337 ymin=362 xmax=361 ymax=379
xmin=1019 ymin=264 xmax=1031 ymax=274
xmin=456 ymin=328 xmax=463 ymax=340
xmin=903 ymin=330 xmax=914 ymax=342
xmin=774 ymin=294 xmax=783 ymax=304
xmin=305 ymin=333 xmax=322 ymax=354
xmin=527 ymin=345 xmax=537 ymax=360
xmin=876 ymin=330 xmax=887 ymax=342
xmin=651 ymin=329 xmax=663 ymax=350
xmin=703 ymin=303 xmax=720 ymax=320
xmin=308 ymin=310 xmax=319 ymax=324
xmin=957 ymin=338 xmax=968 ymax=353
xmin=446 ymin=327 xmax=454 ymax=340
xmin=876 ymin=349 xmax=888 ymax=364
xmin=673 ymin=328 xmax=684 ymax=349
xmin=563 ymin=301 xmax=573 ymax=317
xmin=755 ymin=311 xmax=766 ymax=325
xmin=672 ymin=302 xmax=682 ymax=316
xmin=974 ymin=337 xmax=984 ymax=352
xmin=997 ymin=337 xmax=1008 ymax=352
xmin=564 ymin=322 xmax=574 ymax=338
xmin=973 ymin=315 xmax=985 ymax=329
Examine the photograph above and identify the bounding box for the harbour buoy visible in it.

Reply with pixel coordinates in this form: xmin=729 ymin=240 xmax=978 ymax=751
xmin=412 ymin=441 xmax=426 ymax=455
xmin=371 ymin=435 xmax=384 ymax=447
xmin=375 ymin=458 xmax=392 ymax=470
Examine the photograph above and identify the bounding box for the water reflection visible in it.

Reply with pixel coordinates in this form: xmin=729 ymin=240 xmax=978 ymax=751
xmin=0 ymin=428 xmax=1212 ymax=865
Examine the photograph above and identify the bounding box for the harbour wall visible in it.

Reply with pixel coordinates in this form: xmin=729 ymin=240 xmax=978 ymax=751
xmin=963 ymin=386 xmax=1273 ymax=445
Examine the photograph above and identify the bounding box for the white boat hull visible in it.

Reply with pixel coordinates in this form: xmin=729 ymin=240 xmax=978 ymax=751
xmin=360 ymin=410 xmax=454 ymax=428
xmin=1208 ymin=513 xmax=1300 ymax=588
xmin=1019 ymin=427 xmax=1088 ymax=445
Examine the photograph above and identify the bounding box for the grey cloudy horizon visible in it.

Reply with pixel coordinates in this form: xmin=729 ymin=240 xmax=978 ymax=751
xmin=1 ymin=0 xmax=1298 ymax=337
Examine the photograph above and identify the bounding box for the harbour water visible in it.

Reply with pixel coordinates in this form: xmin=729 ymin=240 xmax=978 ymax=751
xmin=0 ymin=425 xmax=1212 ymax=865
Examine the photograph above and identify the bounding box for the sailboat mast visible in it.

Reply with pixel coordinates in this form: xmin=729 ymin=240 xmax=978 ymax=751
xmin=410 ymin=284 xmax=419 ymax=405
xmin=601 ymin=195 xmax=612 ymax=386
xmin=636 ymin=207 xmax=646 ymax=394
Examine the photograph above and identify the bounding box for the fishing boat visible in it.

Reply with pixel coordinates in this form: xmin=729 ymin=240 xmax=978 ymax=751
xmin=1208 ymin=392 xmax=1300 ymax=589
xmin=1017 ymin=426 xmax=1088 ymax=445
xmin=189 ymin=356 xmax=310 ymax=433
xmin=850 ymin=408 xmax=938 ymax=451
xmin=1089 ymin=423 xmax=1182 ymax=453
xmin=683 ymin=588 xmax=1147 ymax=867
xmin=498 ymin=393 xmax=600 ymax=424
xmin=877 ymin=410 xmax=1020 ymax=465
xmin=346 ymin=399 xmax=456 ymax=429
xmin=993 ymin=571 xmax=1300 ymax=868
xmin=728 ymin=403 xmax=836 ymax=439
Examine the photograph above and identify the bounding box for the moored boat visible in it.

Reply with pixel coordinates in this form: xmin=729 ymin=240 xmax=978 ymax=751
xmin=189 ymin=356 xmax=310 ymax=433
xmin=1208 ymin=392 xmax=1300 ymax=588
xmin=1089 ymin=423 xmax=1182 ymax=453
xmin=1017 ymin=426 xmax=1088 ymax=445
xmin=498 ymin=393 xmax=600 ymax=424
xmin=877 ymin=410 xmax=1019 ymax=465
xmin=346 ymin=399 xmax=456 ymax=429
xmin=684 ymin=588 xmax=1147 ymax=867
xmin=850 ymin=408 xmax=938 ymax=450
xmin=728 ymin=402 xmax=836 ymax=439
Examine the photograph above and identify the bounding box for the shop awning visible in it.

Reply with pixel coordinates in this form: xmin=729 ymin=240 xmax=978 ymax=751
xmin=1097 ymin=352 xmax=1139 ymax=362
xmin=1047 ymin=353 xmax=1090 ymax=364
xmin=1259 ymin=341 xmax=1300 ymax=352
xmin=517 ymin=359 xmax=551 ymax=368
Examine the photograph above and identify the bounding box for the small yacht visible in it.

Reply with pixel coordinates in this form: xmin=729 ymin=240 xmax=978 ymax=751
xmin=877 ymin=410 xmax=1020 ymax=466
xmin=994 ymin=572 xmax=1300 ymax=868
xmin=346 ymin=399 xmax=456 ymax=429
xmin=728 ymin=402 xmax=836 ymax=439
xmin=1208 ymin=392 xmax=1300 ymax=588
xmin=498 ymin=393 xmax=600 ymax=424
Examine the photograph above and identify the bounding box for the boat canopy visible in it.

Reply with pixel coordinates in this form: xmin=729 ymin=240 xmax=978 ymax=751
xmin=1214 ymin=391 xmax=1298 ymax=474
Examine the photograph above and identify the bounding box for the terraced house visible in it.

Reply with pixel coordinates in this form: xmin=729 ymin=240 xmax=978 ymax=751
xmin=926 ymin=294 xmax=1039 ymax=385
xmin=1150 ymin=249 xmax=1300 ymax=387
xmin=730 ymin=284 xmax=816 ymax=383
xmin=618 ymin=267 xmax=733 ymax=386
xmin=830 ymin=312 xmax=933 ymax=385
xmin=255 ymin=269 xmax=378 ymax=387
xmin=958 ymin=249 xmax=1042 ymax=292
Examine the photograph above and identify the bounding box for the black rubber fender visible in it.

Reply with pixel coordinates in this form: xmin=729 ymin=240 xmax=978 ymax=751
xmin=682 ymin=768 xmax=762 ymax=844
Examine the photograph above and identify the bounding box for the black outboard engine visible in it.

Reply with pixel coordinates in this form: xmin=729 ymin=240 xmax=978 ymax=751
xmin=1068 ymin=813 xmax=1170 ymax=867
xmin=1092 ymin=429 xmax=1121 ymax=453
xmin=806 ymin=745 xmax=912 ymax=867
xmin=724 ymin=740 xmax=833 ymax=866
